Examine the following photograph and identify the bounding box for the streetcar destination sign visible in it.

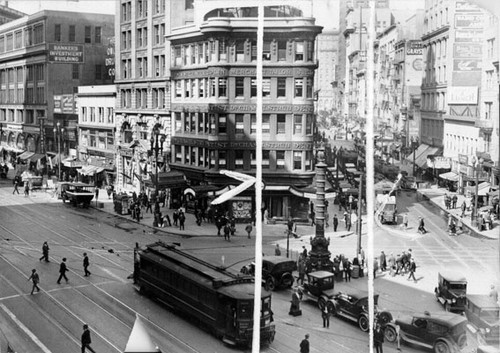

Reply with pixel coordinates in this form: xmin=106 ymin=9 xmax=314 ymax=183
xmin=48 ymin=44 xmax=84 ymax=63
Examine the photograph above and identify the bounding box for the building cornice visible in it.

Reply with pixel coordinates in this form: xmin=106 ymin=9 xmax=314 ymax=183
xmin=421 ymin=25 xmax=450 ymax=42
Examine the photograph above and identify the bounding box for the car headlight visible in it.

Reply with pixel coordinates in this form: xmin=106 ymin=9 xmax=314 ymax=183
xmin=485 ymin=328 xmax=491 ymax=334
xmin=452 ymin=298 xmax=456 ymax=303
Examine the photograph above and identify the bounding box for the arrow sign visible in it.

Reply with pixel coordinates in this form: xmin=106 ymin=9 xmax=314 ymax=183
xmin=210 ymin=170 xmax=256 ymax=205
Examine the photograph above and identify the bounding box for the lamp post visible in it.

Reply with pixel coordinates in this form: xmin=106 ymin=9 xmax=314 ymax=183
xmin=150 ymin=125 xmax=166 ymax=225
xmin=53 ymin=122 xmax=64 ymax=181
xmin=411 ymin=137 xmax=417 ymax=177
xmin=471 ymin=156 xmax=484 ymax=229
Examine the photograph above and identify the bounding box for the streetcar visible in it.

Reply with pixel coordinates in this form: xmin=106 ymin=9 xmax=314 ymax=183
xmin=133 ymin=241 xmax=276 ymax=347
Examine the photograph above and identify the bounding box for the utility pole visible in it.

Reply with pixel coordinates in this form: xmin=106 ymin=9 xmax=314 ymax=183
xmin=356 ymin=175 xmax=363 ymax=256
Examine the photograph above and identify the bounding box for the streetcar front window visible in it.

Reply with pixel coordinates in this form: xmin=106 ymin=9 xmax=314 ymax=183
xmin=239 ymin=301 xmax=252 ymax=319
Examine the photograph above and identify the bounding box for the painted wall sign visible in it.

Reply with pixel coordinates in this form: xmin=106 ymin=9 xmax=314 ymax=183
xmin=406 ymin=40 xmax=423 ymax=55
xmin=448 ymin=86 xmax=478 ymax=105
xmin=48 ymin=44 xmax=84 ymax=63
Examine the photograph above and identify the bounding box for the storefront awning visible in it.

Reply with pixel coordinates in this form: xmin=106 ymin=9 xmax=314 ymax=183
xmin=63 ymin=157 xmax=84 ymax=168
xmin=144 ymin=171 xmax=187 ymax=189
xmin=439 ymin=171 xmax=459 ymax=182
xmin=2 ymin=145 xmax=24 ymax=153
xmin=29 ymin=153 xmax=46 ymax=162
xmin=414 ymin=146 xmax=439 ymax=168
xmin=464 ymin=182 xmax=491 ymax=196
xmin=78 ymin=165 xmax=105 ymax=176
xmin=18 ymin=151 xmax=35 ymax=160
xmin=405 ymin=144 xmax=428 ymax=163
xmin=183 ymin=185 xmax=223 ymax=197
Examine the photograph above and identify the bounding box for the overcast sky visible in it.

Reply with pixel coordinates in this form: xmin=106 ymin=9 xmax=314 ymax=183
xmin=6 ymin=0 xmax=339 ymax=29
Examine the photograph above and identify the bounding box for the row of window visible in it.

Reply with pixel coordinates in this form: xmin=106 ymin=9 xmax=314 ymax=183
xmin=120 ymin=87 xmax=167 ymax=109
xmin=172 ymin=39 xmax=315 ymax=67
xmin=173 ymin=145 xmax=313 ymax=171
xmin=444 ymin=134 xmax=478 ymax=156
xmin=421 ymin=91 xmax=446 ymax=112
xmin=140 ymin=258 xmax=217 ymax=310
xmin=0 ymin=64 xmax=45 ymax=85
xmin=0 ymin=86 xmax=45 ymax=105
xmin=80 ymin=129 xmax=115 ymax=149
xmin=424 ymin=38 xmax=447 ymax=64
xmin=425 ymin=6 xmax=449 ymax=34
xmin=54 ymin=24 xmax=101 ymax=44
xmin=173 ymin=76 xmax=314 ymax=100
xmin=80 ymin=107 xmax=114 ymax=124
xmin=121 ymin=23 xmax=165 ymax=50
xmin=121 ymin=54 xmax=166 ymax=79
xmin=173 ymin=112 xmax=313 ymax=136
xmin=0 ymin=23 xmax=44 ymax=53
xmin=121 ymin=0 xmax=166 ymax=22
xmin=422 ymin=64 xmax=447 ymax=86
xmin=0 ymin=109 xmax=44 ymax=125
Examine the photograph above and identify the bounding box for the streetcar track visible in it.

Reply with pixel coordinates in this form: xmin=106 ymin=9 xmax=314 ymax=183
xmin=0 ymin=199 xmax=209 ymax=352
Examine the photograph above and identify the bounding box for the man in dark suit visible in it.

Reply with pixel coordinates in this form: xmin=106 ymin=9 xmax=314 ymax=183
xmin=83 ymin=253 xmax=91 ymax=276
xmin=57 ymin=258 xmax=69 ymax=284
xmin=81 ymin=324 xmax=96 ymax=353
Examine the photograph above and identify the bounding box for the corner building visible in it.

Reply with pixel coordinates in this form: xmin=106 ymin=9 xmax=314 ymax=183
xmin=167 ymin=4 xmax=322 ymax=220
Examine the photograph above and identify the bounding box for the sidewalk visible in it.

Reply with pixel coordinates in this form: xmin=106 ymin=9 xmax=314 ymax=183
xmin=92 ymin=189 xmax=355 ymax=242
xmin=417 ymin=186 xmax=499 ymax=240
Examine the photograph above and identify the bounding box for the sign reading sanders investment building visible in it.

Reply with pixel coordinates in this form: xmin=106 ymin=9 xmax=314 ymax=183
xmin=48 ymin=44 xmax=84 ymax=63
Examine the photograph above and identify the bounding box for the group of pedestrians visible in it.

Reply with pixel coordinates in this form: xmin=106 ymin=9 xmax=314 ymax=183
xmin=12 ymin=175 xmax=30 ymax=197
xmin=28 ymin=242 xmax=94 ymax=293
xmin=27 ymin=242 xmax=97 ymax=351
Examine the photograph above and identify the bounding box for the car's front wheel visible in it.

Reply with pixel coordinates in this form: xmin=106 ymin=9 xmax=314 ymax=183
xmin=358 ymin=314 xmax=369 ymax=332
xmin=384 ymin=326 xmax=397 ymax=343
xmin=264 ymin=277 xmax=276 ymax=291
xmin=434 ymin=340 xmax=451 ymax=353
xmin=318 ymin=297 xmax=326 ymax=311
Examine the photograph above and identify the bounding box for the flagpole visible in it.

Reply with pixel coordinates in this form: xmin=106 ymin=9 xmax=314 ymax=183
xmin=251 ymin=3 xmax=264 ymax=352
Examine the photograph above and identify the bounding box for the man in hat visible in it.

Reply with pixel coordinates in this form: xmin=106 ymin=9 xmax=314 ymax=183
xmin=81 ymin=324 xmax=96 ymax=353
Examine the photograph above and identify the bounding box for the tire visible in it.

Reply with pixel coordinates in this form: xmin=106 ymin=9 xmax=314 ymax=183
xmin=281 ymin=273 xmax=294 ymax=288
xmin=318 ymin=297 xmax=326 ymax=311
xmin=264 ymin=277 xmax=276 ymax=291
xmin=377 ymin=311 xmax=393 ymax=326
xmin=358 ymin=314 xmax=369 ymax=332
xmin=434 ymin=340 xmax=451 ymax=353
xmin=327 ymin=302 xmax=336 ymax=315
xmin=384 ymin=326 xmax=397 ymax=343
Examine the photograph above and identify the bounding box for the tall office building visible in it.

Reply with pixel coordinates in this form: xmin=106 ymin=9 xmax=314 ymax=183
xmin=0 ymin=10 xmax=114 ymax=165
xmin=167 ymin=3 xmax=322 ymax=219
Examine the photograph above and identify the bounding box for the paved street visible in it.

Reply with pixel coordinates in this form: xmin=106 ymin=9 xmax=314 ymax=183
xmin=0 ymin=177 xmax=497 ymax=352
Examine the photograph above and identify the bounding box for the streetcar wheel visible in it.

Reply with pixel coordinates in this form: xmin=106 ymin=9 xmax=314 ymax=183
xmin=384 ymin=326 xmax=397 ymax=343
xmin=358 ymin=314 xmax=369 ymax=332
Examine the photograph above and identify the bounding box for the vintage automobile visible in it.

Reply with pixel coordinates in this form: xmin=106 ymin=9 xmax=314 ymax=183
xmin=384 ymin=311 xmax=469 ymax=353
xmin=58 ymin=182 xmax=94 ymax=207
xmin=435 ymin=271 xmax=467 ymax=312
xmin=330 ymin=290 xmax=393 ymax=332
xmin=240 ymin=255 xmax=296 ymax=291
xmin=376 ymin=194 xmax=397 ymax=224
xmin=465 ymin=294 xmax=499 ymax=346
xmin=298 ymin=271 xmax=336 ymax=311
